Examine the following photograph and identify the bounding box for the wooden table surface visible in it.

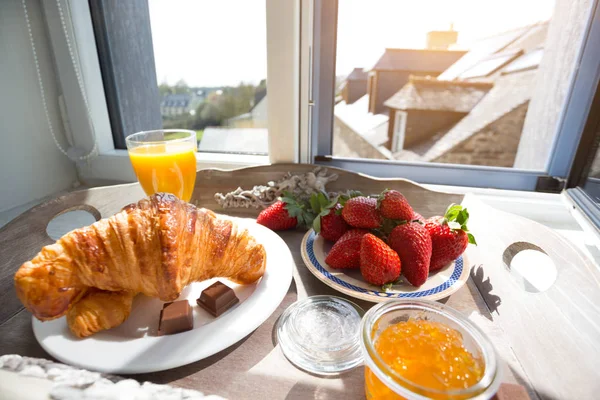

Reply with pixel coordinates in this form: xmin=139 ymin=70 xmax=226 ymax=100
xmin=1 ymin=164 xmax=599 ymax=400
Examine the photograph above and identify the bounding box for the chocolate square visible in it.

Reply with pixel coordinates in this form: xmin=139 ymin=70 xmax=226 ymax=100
xmin=197 ymin=281 xmax=239 ymax=317
xmin=158 ymin=300 xmax=193 ymax=336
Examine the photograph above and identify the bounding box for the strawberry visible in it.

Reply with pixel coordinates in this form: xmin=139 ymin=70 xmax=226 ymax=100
xmin=412 ymin=212 xmax=425 ymax=223
xmin=257 ymin=191 xmax=313 ymax=231
xmin=388 ymin=222 xmax=432 ymax=287
xmin=342 ymin=197 xmax=382 ymax=229
xmin=256 ymin=201 xmax=297 ymax=231
xmin=377 ymin=189 xmax=414 ymax=221
xmin=310 ymin=192 xmax=349 ymax=242
xmin=425 ymin=204 xmax=477 ymax=271
xmin=317 ymin=204 xmax=348 ymax=242
xmin=325 ymin=229 xmax=369 ymax=269
xmin=360 ymin=234 xmax=401 ymax=285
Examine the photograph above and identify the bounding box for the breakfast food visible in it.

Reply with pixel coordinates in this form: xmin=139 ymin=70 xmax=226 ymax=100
xmin=425 ymin=205 xmax=476 ymax=271
xmin=158 ymin=300 xmax=193 ymax=336
xmin=341 ymin=197 xmax=382 ymax=229
xmin=196 ymin=281 xmax=239 ymax=317
xmin=366 ymin=319 xmax=485 ymax=398
xmin=388 ymin=222 xmax=432 ymax=287
xmin=314 ymin=203 xmax=348 ymax=242
xmin=324 ymin=191 xmax=474 ymax=288
xmin=256 ymin=200 xmax=298 ymax=231
xmin=67 ymin=289 xmax=135 ymax=338
xmin=14 ymin=193 xmax=266 ymax=337
xmin=325 ymin=229 xmax=369 ymax=269
xmin=377 ymin=190 xmax=413 ymax=221
xmin=360 ymin=234 xmax=401 ymax=286
xmin=255 ymin=188 xmax=474 ymax=289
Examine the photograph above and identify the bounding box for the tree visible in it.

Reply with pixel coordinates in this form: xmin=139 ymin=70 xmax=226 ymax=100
xmin=173 ymin=79 xmax=190 ymax=94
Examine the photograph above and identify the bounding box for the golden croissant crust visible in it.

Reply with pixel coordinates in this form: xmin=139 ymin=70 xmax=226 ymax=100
xmin=14 ymin=193 xmax=266 ymax=337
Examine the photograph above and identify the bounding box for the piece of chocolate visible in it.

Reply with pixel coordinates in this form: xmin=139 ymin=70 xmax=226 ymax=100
xmin=158 ymin=300 xmax=193 ymax=336
xmin=197 ymin=281 xmax=239 ymax=317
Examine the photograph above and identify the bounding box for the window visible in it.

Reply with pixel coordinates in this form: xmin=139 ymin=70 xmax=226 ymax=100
xmin=310 ymin=0 xmax=600 ymax=190
xmin=90 ymin=0 xmax=269 ymax=156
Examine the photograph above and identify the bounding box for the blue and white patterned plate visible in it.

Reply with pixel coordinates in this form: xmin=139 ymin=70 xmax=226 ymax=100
xmin=301 ymin=229 xmax=471 ymax=303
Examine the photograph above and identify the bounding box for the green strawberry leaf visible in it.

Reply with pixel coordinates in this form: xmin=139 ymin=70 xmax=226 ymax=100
xmin=444 ymin=204 xmax=462 ymax=221
xmin=381 ymin=277 xmax=403 ymax=292
xmin=317 ymin=192 xmax=329 ymax=208
xmin=309 ymin=193 xmax=321 ymax=214
xmin=325 ymin=195 xmax=339 ymax=210
xmin=448 ymin=221 xmax=461 ymax=230
xmin=444 ymin=204 xmax=472 ymax=233
xmin=377 ymin=188 xmax=390 ymax=209
xmin=380 ymin=218 xmax=406 ymax=235
xmin=467 ymin=233 xmax=477 ymax=245
xmin=313 ymin=214 xmax=322 ymax=233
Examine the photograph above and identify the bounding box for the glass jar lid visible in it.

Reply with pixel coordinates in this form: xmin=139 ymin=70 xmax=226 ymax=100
xmin=277 ymin=295 xmax=365 ymax=376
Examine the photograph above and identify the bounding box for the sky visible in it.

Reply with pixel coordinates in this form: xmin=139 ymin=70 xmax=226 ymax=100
xmin=149 ymin=0 xmax=555 ymax=87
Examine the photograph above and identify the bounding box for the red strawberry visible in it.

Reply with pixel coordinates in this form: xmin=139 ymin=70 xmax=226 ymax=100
xmin=378 ymin=190 xmax=414 ymax=221
xmin=325 ymin=229 xmax=369 ymax=269
xmin=425 ymin=204 xmax=476 ymax=271
xmin=360 ymin=234 xmax=401 ymax=285
xmin=388 ymin=222 xmax=432 ymax=287
xmin=256 ymin=201 xmax=297 ymax=231
xmin=317 ymin=204 xmax=349 ymax=242
xmin=342 ymin=197 xmax=382 ymax=228
xmin=412 ymin=212 xmax=425 ymax=223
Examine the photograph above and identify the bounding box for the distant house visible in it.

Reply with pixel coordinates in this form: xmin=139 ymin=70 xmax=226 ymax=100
xmin=388 ymin=22 xmax=549 ymax=167
xmin=333 ymin=46 xmax=468 ymax=160
xmin=340 ymin=68 xmax=368 ymax=105
xmin=384 ymin=77 xmax=492 ymax=152
xmin=226 ymin=94 xmax=268 ymax=129
xmin=366 ymin=48 xmax=467 ymax=114
xmin=160 ymin=91 xmax=204 ymax=117
xmin=198 ymin=127 xmax=268 ymax=155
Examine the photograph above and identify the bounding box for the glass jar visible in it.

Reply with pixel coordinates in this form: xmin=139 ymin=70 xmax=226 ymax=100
xmin=360 ymin=300 xmax=502 ymax=400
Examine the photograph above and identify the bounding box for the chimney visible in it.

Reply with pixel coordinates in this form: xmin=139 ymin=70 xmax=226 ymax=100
xmin=426 ymin=26 xmax=458 ymax=50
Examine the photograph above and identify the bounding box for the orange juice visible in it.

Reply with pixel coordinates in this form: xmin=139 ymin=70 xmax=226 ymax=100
xmin=128 ymin=142 xmax=196 ymax=202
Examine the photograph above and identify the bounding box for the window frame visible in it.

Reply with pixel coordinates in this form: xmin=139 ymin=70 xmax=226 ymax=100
xmin=43 ymin=0 xmax=288 ymax=183
xmin=309 ymin=0 xmax=600 ymax=191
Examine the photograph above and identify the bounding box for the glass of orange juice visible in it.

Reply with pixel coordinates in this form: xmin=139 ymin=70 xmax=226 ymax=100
xmin=126 ymin=129 xmax=197 ymax=202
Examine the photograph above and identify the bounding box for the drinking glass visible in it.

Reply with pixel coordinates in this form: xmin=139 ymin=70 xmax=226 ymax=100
xmin=126 ymin=129 xmax=197 ymax=202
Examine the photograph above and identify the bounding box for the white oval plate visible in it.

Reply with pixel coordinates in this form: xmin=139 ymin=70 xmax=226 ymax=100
xmin=33 ymin=219 xmax=293 ymax=374
xmin=301 ymin=229 xmax=469 ymax=302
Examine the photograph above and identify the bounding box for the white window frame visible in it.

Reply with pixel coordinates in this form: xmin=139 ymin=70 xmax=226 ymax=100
xmin=308 ymin=0 xmax=600 ymax=192
xmin=42 ymin=0 xmax=297 ymax=183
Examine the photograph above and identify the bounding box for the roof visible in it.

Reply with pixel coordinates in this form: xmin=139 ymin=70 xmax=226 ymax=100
xmin=439 ymin=21 xmax=548 ymax=81
xmin=334 ymin=95 xmax=388 ymax=146
xmin=369 ymin=49 xmax=467 ymax=72
xmin=347 ymin=68 xmax=368 ymax=81
xmin=161 ymin=93 xmax=190 ymax=108
xmin=384 ymin=76 xmax=493 ymax=112
xmin=198 ymin=128 xmax=268 ymax=155
xmin=413 ymin=69 xmax=538 ymax=161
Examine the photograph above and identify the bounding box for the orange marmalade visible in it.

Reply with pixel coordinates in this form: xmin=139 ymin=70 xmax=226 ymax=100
xmin=365 ymin=319 xmax=485 ymax=399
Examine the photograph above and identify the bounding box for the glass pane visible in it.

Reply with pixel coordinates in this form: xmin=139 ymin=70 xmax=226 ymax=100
xmin=582 ymin=142 xmax=600 ymax=203
xmin=149 ymin=0 xmax=268 ymax=155
xmin=333 ymin=0 xmax=557 ymax=169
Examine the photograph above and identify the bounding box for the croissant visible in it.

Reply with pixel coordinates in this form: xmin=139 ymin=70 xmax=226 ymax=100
xmin=14 ymin=193 xmax=267 ymax=337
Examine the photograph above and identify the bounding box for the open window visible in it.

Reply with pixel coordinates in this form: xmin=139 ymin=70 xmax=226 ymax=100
xmin=310 ymin=0 xmax=600 ymax=192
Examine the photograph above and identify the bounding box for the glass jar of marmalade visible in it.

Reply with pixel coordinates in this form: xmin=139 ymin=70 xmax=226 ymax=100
xmin=360 ymin=300 xmax=502 ymax=400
